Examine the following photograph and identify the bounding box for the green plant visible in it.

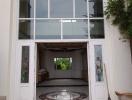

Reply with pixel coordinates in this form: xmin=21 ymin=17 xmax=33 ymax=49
xmin=105 ymin=0 xmax=132 ymax=38
xmin=54 ymin=58 xmax=72 ymax=71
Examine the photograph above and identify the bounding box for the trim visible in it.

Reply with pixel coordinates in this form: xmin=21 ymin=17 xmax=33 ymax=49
xmin=73 ymin=0 xmax=75 ymax=18
xmin=34 ymin=0 xmax=36 ymax=40
xmin=40 ymin=78 xmax=86 ymax=80
xmin=87 ymin=43 xmax=92 ymax=100
xmin=18 ymin=17 xmax=104 ymax=20
xmin=48 ymin=0 xmax=50 ymax=18
xmin=61 ymin=19 xmax=63 ymax=39
xmin=37 ymin=85 xmax=88 ymax=87
xmin=34 ymin=43 xmax=37 ymax=100
xmin=35 ymin=39 xmax=89 ymax=43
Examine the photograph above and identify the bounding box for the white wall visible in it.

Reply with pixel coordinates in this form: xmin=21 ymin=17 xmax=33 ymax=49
xmin=0 ymin=0 xmax=11 ymax=97
xmin=104 ymin=18 xmax=132 ymax=100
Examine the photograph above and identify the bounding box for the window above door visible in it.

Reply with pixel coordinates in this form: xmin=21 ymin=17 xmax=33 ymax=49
xmin=18 ymin=0 xmax=104 ymax=40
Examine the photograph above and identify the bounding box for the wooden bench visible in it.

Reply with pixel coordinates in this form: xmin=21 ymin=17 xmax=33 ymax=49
xmin=0 ymin=96 xmax=6 ymax=100
xmin=115 ymin=91 xmax=132 ymax=100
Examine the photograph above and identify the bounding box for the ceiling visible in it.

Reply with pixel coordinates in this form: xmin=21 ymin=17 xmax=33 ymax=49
xmin=37 ymin=43 xmax=87 ymax=52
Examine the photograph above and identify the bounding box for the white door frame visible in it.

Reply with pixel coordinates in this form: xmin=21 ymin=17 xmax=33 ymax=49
xmin=14 ymin=40 xmax=107 ymax=100
xmin=15 ymin=41 xmax=35 ymax=100
xmin=89 ymin=40 xmax=107 ymax=100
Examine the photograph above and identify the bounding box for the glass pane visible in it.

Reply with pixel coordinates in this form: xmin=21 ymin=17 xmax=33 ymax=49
xmin=36 ymin=20 xmax=61 ymax=39
xmin=90 ymin=20 xmax=104 ymax=38
xmin=19 ymin=20 xmax=34 ymax=39
xmin=75 ymin=0 xmax=87 ymax=18
xmin=50 ymin=0 xmax=73 ymax=18
xmin=19 ymin=0 xmax=34 ymax=18
xmin=94 ymin=45 xmax=103 ymax=82
xmin=21 ymin=46 xmax=30 ymax=83
xmin=36 ymin=0 xmax=48 ymax=18
xmin=63 ymin=19 xmax=88 ymax=39
xmin=89 ymin=0 xmax=103 ymax=17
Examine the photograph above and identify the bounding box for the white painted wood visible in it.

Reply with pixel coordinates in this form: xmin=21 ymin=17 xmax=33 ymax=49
xmin=16 ymin=42 xmax=35 ymax=100
xmin=89 ymin=40 xmax=107 ymax=100
xmin=87 ymin=42 xmax=92 ymax=100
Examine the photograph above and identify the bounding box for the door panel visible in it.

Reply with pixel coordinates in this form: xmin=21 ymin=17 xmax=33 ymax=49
xmin=17 ymin=42 xmax=35 ymax=100
xmin=89 ymin=40 xmax=107 ymax=100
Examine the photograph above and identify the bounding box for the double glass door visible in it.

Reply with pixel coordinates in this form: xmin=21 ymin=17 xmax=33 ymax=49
xmin=16 ymin=41 xmax=107 ymax=100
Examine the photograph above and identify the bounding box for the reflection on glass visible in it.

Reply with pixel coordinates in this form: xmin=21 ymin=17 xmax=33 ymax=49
xmin=63 ymin=19 xmax=88 ymax=39
xmin=90 ymin=19 xmax=104 ymax=38
xmin=19 ymin=0 xmax=34 ymax=18
xmin=21 ymin=46 xmax=29 ymax=83
xmin=75 ymin=0 xmax=87 ymax=18
xmin=50 ymin=0 xmax=73 ymax=18
xmin=19 ymin=20 xmax=34 ymax=39
xmin=89 ymin=0 xmax=103 ymax=17
xmin=36 ymin=20 xmax=61 ymax=39
xmin=36 ymin=0 xmax=48 ymax=18
xmin=94 ymin=45 xmax=103 ymax=82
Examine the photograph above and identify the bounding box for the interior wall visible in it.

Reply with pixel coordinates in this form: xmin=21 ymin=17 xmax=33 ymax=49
xmin=82 ymin=49 xmax=88 ymax=81
xmin=38 ymin=48 xmax=87 ymax=79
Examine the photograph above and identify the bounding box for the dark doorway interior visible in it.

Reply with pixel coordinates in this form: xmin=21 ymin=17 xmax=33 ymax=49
xmin=36 ymin=43 xmax=89 ymax=100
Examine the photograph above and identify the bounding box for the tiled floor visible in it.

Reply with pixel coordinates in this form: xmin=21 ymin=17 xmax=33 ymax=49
xmin=36 ymin=79 xmax=89 ymax=100
xmin=37 ymin=86 xmax=89 ymax=100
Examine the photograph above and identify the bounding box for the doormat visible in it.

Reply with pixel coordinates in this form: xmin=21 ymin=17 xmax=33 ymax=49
xmin=39 ymin=90 xmax=87 ymax=100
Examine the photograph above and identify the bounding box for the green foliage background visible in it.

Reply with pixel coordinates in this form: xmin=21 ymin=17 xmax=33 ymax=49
xmin=54 ymin=58 xmax=71 ymax=71
xmin=105 ymin=0 xmax=132 ymax=37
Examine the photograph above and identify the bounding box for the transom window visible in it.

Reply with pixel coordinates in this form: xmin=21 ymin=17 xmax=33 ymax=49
xmin=19 ymin=0 xmax=104 ymax=39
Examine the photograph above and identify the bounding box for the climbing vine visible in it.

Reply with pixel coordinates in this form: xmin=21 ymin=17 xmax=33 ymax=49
xmin=105 ymin=0 xmax=132 ymax=38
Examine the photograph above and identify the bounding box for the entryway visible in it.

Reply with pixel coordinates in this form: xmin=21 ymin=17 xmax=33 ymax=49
xmin=15 ymin=40 xmax=108 ymax=100
xmin=36 ymin=43 xmax=89 ymax=100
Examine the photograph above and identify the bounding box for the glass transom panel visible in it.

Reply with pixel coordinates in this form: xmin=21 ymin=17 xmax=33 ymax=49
xmin=36 ymin=0 xmax=48 ymax=18
xmin=19 ymin=20 xmax=34 ymax=39
xmin=75 ymin=0 xmax=87 ymax=18
xmin=50 ymin=0 xmax=73 ymax=18
xmin=18 ymin=0 xmax=104 ymax=40
xmin=63 ymin=19 xmax=88 ymax=39
xmin=35 ymin=20 xmax=61 ymax=39
xmin=19 ymin=0 xmax=34 ymax=18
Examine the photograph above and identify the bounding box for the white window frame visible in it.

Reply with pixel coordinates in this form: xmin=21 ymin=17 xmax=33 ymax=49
xmin=18 ymin=0 xmax=105 ymax=41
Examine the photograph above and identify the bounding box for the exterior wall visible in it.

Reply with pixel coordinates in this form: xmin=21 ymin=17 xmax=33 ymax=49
xmin=0 ymin=0 xmax=11 ymax=97
xmin=104 ymin=18 xmax=132 ymax=100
